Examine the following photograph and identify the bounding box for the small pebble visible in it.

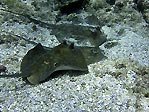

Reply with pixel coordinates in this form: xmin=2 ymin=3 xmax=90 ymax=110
xmin=0 ymin=65 xmax=7 ymax=73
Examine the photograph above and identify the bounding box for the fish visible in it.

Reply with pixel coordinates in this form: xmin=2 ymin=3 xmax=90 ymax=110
xmin=1 ymin=7 xmax=107 ymax=47
xmin=0 ymin=42 xmax=88 ymax=84
xmin=28 ymin=13 xmax=107 ymax=47
xmin=20 ymin=11 xmax=107 ymax=47
xmin=0 ymin=41 xmax=106 ymax=84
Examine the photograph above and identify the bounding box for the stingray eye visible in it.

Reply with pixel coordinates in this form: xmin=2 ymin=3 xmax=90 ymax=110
xmin=54 ymin=63 xmax=58 ymax=67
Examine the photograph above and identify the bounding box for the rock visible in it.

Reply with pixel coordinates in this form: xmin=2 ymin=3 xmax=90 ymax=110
xmin=89 ymin=0 xmax=107 ymax=9
xmin=0 ymin=65 xmax=7 ymax=73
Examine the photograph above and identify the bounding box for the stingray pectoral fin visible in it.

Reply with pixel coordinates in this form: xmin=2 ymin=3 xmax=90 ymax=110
xmin=27 ymin=65 xmax=88 ymax=85
xmin=26 ymin=64 xmax=53 ymax=84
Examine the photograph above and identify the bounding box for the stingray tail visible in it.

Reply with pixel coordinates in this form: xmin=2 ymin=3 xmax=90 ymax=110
xmin=0 ymin=73 xmax=22 ymax=78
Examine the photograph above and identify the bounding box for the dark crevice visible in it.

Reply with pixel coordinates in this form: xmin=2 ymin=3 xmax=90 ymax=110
xmin=106 ymin=0 xmax=116 ymax=5
xmin=60 ymin=0 xmax=88 ymax=15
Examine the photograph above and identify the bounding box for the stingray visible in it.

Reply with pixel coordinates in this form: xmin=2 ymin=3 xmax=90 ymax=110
xmin=0 ymin=42 xmax=88 ymax=84
xmin=0 ymin=9 xmax=107 ymax=46
xmin=0 ymin=41 xmax=106 ymax=84
xmin=25 ymin=14 xmax=107 ymax=46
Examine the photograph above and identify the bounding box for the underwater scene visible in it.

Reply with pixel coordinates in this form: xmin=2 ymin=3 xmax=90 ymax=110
xmin=0 ymin=0 xmax=149 ymax=111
